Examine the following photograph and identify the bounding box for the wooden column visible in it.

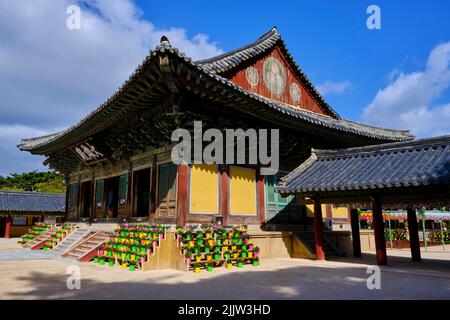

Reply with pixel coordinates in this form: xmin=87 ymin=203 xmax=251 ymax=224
xmin=64 ymin=181 xmax=70 ymax=221
xmin=219 ymin=165 xmax=229 ymax=226
xmin=149 ymin=157 xmax=157 ymax=224
xmin=371 ymin=196 xmax=387 ymax=265
xmin=90 ymin=175 xmax=96 ymax=225
xmin=4 ymin=215 xmax=12 ymax=238
xmin=350 ymin=208 xmax=362 ymax=257
xmin=76 ymin=178 xmax=81 ymax=221
xmin=407 ymin=208 xmax=421 ymax=262
xmin=256 ymin=171 xmax=266 ymax=224
xmin=313 ymin=199 xmax=325 ymax=260
xmin=176 ymin=164 xmax=189 ymax=227
xmin=126 ymin=167 xmax=133 ymax=221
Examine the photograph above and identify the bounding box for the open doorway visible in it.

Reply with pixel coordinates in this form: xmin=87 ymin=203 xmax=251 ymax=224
xmin=104 ymin=176 xmax=119 ymax=218
xmin=80 ymin=181 xmax=92 ymax=219
xmin=133 ymin=168 xmax=151 ymax=217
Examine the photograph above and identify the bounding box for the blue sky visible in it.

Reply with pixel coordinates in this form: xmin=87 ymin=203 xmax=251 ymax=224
xmin=0 ymin=0 xmax=449 ymax=175
xmin=137 ymin=0 xmax=450 ymax=120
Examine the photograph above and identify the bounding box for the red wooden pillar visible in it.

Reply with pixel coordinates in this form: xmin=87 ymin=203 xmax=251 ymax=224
xmin=313 ymin=200 xmax=325 ymax=260
xmin=219 ymin=165 xmax=229 ymax=226
xmin=371 ymin=196 xmax=387 ymax=265
xmin=350 ymin=208 xmax=362 ymax=257
xmin=407 ymin=208 xmax=421 ymax=262
xmin=64 ymin=181 xmax=70 ymax=221
xmin=176 ymin=164 xmax=189 ymax=227
xmin=256 ymin=171 xmax=265 ymax=224
xmin=4 ymin=215 xmax=12 ymax=238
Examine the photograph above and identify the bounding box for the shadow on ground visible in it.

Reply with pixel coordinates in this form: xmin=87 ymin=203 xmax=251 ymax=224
xmin=7 ymin=259 xmax=450 ymax=300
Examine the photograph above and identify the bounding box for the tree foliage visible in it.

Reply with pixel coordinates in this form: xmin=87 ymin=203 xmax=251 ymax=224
xmin=0 ymin=171 xmax=65 ymax=193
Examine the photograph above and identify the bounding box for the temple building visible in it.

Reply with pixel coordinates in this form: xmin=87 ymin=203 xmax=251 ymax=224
xmin=0 ymin=191 xmax=65 ymax=238
xmin=18 ymin=28 xmax=414 ymax=232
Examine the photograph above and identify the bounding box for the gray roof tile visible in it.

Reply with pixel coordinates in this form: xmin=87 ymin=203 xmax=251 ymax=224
xmin=277 ymin=135 xmax=450 ymax=195
xmin=0 ymin=191 xmax=65 ymax=213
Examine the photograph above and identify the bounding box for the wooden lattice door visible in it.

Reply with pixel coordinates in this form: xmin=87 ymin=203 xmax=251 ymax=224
xmin=156 ymin=163 xmax=177 ymax=217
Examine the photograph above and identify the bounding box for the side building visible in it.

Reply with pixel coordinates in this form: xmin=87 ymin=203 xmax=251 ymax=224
xmin=0 ymin=190 xmax=65 ymax=238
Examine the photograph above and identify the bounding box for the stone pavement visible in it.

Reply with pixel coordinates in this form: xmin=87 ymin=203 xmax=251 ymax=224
xmin=0 ymin=238 xmax=449 ymax=300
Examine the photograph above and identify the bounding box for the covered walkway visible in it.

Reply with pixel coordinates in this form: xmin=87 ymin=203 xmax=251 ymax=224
xmin=277 ymin=135 xmax=450 ymax=265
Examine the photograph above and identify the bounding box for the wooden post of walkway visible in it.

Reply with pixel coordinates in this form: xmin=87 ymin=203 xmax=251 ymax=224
xmin=407 ymin=207 xmax=421 ymax=262
xmin=371 ymin=196 xmax=387 ymax=265
xmin=4 ymin=215 xmax=12 ymax=239
xmin=350 ymin=208 xmax=361 ymax=257
xmin=313 ymin=199 xmax=325 ymax=260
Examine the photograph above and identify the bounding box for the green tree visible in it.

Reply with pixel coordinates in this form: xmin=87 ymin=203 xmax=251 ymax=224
xmin=0 ymin=171 xmax=65 ymax=193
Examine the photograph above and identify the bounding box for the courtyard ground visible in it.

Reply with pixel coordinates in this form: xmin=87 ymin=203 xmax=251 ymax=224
xmin=0 ymin=238 xmax=449 ymax=300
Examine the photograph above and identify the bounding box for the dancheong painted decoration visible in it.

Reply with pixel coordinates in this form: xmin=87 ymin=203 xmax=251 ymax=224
xmin=263 ymin=56 xmax=286 ymax=95
xmin=245 ymin=66 xmax=259 ymax=87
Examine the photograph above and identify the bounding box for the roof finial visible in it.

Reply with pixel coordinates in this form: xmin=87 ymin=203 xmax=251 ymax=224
xmin=160 ymin=35 xmax=170 ymax=46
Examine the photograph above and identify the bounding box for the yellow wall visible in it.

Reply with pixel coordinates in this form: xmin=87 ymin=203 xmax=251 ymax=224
xmin=190 ymin=164 xmax=219 ymax=214
xmin=306 ymin=204 xmax=326 ymax=217
xmin=332 ymin=206 xmax=349 ymax=218
xmin=229 ymin=166 xmax=257 ymax=215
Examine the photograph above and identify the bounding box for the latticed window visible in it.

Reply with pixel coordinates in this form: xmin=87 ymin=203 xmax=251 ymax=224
xmin=157 ymin=163 xmax=177 ymax=217
xmin=69 ymin=183 xmax=79 ymax=207
xmin=95 ymin=179 xmax=104 ymax=208
xmin=118 ymin=175 xmax=127 ymax=205
xmin=265 ymin=174 xmax=299 ymax=222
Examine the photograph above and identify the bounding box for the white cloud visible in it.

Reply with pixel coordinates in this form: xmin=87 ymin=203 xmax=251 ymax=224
xmin=316 ymin=80 xmax=352 ymax=96
xmin=362 ymin=41 xmax=450 ymax=137
xmin=0 ymin=125 xmax=53 ymax=176
xmin=0 ymin=0 xmax=223 ymax=175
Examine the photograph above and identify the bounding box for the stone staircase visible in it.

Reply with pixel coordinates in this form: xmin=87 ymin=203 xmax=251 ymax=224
xmin=63 ymin=231 xmax=110 ymax=262
xmin=22 ymin=227 xmax=56 ymax=250
xmin=293 ymin=231 xmax=343 ymax=258
xmin=52 ymin=227 xmax=91 ymax=254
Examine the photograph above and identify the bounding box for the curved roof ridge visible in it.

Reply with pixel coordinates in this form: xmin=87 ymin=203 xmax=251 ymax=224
xmin=312 ymin=135 xmax=450 ymax=159
xmin=196 ymin=27 xmax=279 ymax=65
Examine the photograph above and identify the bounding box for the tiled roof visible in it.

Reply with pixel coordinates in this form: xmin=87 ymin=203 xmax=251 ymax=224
xmin=277 ymin=135 xmax=450 ymax=195
xmin=18 ymin=30 xmax=414 ymax=153
xmin=197 ymin=27 xmax=339 ymax=118
xmin=197 ymin=28 xmax=281 ymax=73
xmin=0 ymin=191 xmax=65 ymax=213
